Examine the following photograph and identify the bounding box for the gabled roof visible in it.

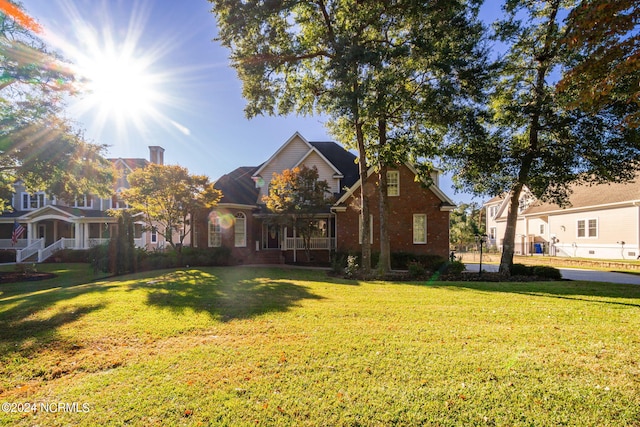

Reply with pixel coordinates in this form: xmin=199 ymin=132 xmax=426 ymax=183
xmin=252 ymin=131 xmax=310 ymax=179
xmin=524 ymin=177 xmax=640 ymax=215
xmin=333 ymin=163 xmax=455 ymax=210
xmin=17 ymin=205 xmax=111 ymax=221
xmin=110 ymin=157 xmax=149 ymax=172
xmin=214 ymin=166 xmax=261 ymax=206
xmin=307 ymin=141 xmax=359 ymax=189
xmin=215 ymin=133 xmax=359 ymax=208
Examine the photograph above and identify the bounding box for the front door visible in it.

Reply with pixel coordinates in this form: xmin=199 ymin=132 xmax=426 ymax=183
xmin=266 ymin=225 xmax=279 ymax=249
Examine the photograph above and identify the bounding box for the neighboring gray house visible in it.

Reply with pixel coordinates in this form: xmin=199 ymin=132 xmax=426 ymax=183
xmin=0 ymin=146 xmax=173 ymax=262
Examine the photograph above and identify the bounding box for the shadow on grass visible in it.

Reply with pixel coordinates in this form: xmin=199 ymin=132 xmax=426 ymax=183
xmin=0 ymin=283 xmax=115 ymax=358
xmin=428 ymin=279 xmax=640 ymax=308
xmin=133 ymin=269 xmax=325 ymax=322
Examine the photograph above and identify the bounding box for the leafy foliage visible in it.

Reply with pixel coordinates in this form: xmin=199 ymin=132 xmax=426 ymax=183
xmin=445 ymin=0 xmax=640 ymax=275
xmin=449 ymin=202 xmax=484 ymax=251
xmin=263 ymin=165 xmax=333 ymax=261
xmin=558 ymin=0 xmax=640 ymax=128
xmin=0 ymin=2 xmax=113 ymax=211
xmin=210 ymin=0 xmax=488 ymax=272
xmin=122 ymin=164 xmax=221 ymax=252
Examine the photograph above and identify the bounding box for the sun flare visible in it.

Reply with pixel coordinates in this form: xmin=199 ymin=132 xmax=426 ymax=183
xmin=78 ymin=49 xmax=160 ymax=121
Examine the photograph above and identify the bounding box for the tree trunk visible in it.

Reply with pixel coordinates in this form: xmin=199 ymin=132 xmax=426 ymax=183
xmin=499 ymin=184 xmax=523 ymax=275
xmin=377 ymin=120 xmax=390 ymax=273
xmin=499 ymin=0 xmax=559 ymax=277
xmin=354 ymin=86 xmax=371 ymax=273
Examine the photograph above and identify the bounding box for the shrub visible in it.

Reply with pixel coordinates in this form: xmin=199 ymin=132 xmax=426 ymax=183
xmin=330 ymin=252 xmax=346 ymax=275
xmin=49 ymin=249 xmax=90 ymax=263
xmin=345 ymin=255 xmax=359 ymax=278
xmin=442 ymin=260 xmax=466 ymax=275
xmin=510 ymin=263 xmax=534 ymax=276
xmin=407 ymin=261 xmax=425 ymax=278
xmin=88 ymin=244 xmax=110 ymax=273
xmin=0 ymin=250 xmax=16 ymax=263
xmin=533 ymin=265 xmax=562 ymax=280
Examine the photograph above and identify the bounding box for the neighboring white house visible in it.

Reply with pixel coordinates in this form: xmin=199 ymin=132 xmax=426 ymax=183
xmin=485 ymin=178 xmax=640 ymax=260
xmin=0 ymin=146 xmax=180 ymax=262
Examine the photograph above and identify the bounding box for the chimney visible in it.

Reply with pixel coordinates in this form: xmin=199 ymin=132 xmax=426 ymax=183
xmin=149 ymin=146 xmax=165 ymax=165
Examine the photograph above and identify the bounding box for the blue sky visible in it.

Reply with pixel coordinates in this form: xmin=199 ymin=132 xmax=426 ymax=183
xmin=19 ymin=0 xmax=496 ymax=205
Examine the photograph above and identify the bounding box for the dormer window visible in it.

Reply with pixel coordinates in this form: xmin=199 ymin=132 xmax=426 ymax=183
xmin=74 ymin=195 xmax=93 ymax=208
xmin=21 ymin=192 xmax=45 ymax=210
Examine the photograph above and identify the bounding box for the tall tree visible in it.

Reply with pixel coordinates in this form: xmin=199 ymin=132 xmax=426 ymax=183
xmin=449 ymin=202 xmax=484 ymax=252
xmin=121 ymin=164 xmax=221 ymax=254
xmin=1 ymin=1 xmax=112 ymax=210
xmin=558 ymin=0 xmax=639 ymax=128
xmin=445 ymin=0 xmax=640 ymax=275
xmin=211 ymin=0 xmax=487 ymax=273
xmin=263 ymin=165 xmax=333 ymax=262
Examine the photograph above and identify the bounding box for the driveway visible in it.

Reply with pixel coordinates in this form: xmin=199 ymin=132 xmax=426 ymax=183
xmin=464 ymin=263 xmax=640 ymax=285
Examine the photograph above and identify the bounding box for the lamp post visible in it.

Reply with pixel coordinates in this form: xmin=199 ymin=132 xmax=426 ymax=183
xmin=475 ymin=233 xmax=487 ymax=277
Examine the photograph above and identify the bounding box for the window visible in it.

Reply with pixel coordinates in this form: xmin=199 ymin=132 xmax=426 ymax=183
xmin=489 ymin=205 xmax=498 ymax=218
xmin=150 ymin=228 xmax=158 ymax=244
xmin=21 ymin=192 xmax=45 ymax=210
xmin=234 ymin=212 xmax=246 ymax=247
xmin=489 ymin=227 xmax=497 ymax=240
xmin=358 ymin=214 xmax=373 ymax=244
xmin=539 ymin=224 xmax=545 ymax=235
xmin=74 ymin=195 xmax=93 ymax=208
xmin=209 ymin=215 xmax=221 ymax=247
xmin=577 ymin=218 xmax=598 ymax=238
xmin=387 ymin=171 xmax=399 ymax=196
xmin=413 ymin=214 xmax=427 ymax=244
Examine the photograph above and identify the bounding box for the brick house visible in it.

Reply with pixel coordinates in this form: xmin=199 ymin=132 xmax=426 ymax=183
xmin=194 ymin=132 xmax=454 ymax=265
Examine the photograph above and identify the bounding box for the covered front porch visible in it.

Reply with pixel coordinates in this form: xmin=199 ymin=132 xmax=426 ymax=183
xmin=258 ymin=216 xmax=336 ymax=264
xmin=1 ymin=206 xmax=144 ymax=262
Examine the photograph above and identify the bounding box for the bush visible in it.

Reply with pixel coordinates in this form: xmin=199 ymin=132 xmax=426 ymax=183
xmin=49 ymin=249 xmax=90 ymax=263
xmin=407 ymin=261 xmax=426 ymax=278
xmin=0 ymin=250 xmax=16 ymax=263
xmin=87 ymin=244 xmax=110 ymax=273
xmin=510 ymin=263 xmax=534 ymax=276
xmin=442 ymin=260 xmax=466 ymax=275
xmin=533 ymin=265 xmax=562 ymax=280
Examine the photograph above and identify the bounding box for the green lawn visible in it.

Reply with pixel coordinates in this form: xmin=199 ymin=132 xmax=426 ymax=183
xmin=1 ymin=264 xmax=639 ymax=426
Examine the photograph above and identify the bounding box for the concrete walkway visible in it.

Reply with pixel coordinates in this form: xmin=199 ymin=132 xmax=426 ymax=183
xmin=465 ymin=263 xmax=640 ymax=285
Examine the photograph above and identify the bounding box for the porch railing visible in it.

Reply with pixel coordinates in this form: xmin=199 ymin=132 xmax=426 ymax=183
xmin=38 ymin=238 xmax=76 ymax=262
xmin=0 ymin=239 xmax=28 ymax=249
xmin=88 ymin=238 xmax=145 ymax=247
xmin=16 ymin=238 xmax=44 ymax=263
xmin=283 ymin=237 xmax=335 ymax=250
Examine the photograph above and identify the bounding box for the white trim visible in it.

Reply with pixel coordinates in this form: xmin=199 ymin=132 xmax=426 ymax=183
xmin=577 ymin=217 xmax=598 ymax=239
xmin=387 ymin=170 xmax=400 ymax=197
xmin=252 ymin=132 xmax=311 ymax=178
xmin=294 ymin=147 xmax=343 ymax=177
xmin=413 ymin=214 xmax=427 ymax=244
xmin=334 ymin=163 xmax=454 ymax=208
xmin=234 ymin=212 xmax=247 ymax=247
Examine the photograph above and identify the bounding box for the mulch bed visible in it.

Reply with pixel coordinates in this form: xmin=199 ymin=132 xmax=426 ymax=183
xmin=0 ymin=271 xmax=56 ymax=284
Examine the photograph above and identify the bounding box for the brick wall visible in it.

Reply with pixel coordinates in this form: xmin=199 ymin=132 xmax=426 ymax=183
xmin=336 ymin=165 xmax=451 ymax=258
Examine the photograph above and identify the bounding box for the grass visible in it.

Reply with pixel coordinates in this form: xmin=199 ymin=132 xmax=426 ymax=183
xmin=1 ymin=264 xmax=639 ymax=426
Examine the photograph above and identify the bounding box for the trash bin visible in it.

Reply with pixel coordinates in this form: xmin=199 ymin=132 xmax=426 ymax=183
xmin=534 ymin=243 xmax=542 ymax=254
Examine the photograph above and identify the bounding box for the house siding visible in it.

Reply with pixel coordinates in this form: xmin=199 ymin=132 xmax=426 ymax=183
xmin=335 ymin=165 xmax=450 ymax=259
xmin=548 ymin=206 xmax=640 ymax=259
xmin=299 ymin=151 xmax=342 ymax=194
xmin=256 ymin=135 xmax=311 ymax=201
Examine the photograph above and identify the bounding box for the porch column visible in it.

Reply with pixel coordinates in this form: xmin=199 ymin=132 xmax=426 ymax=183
xmin=83 ymin=223 xmax=89 ymax=249
xmin=28 ymin=222 xmax=35 ymax=245
xmin=75 ymin=223 xmax=82 ymax=249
